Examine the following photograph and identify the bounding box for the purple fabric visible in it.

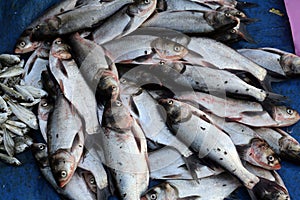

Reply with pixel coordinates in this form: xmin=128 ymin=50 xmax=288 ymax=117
xmin=284 ymin=0 xmax=300 ymax=55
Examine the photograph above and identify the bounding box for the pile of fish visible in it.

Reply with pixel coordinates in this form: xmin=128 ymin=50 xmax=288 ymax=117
xmin=0 ymin=54 xmax=47 ymax=165
xmin=2 ymin=0 xmax=300 ymax=199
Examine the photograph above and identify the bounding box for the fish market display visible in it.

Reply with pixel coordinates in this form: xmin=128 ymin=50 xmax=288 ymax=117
xmin=1 ymin=0 xmax=300 ymax=200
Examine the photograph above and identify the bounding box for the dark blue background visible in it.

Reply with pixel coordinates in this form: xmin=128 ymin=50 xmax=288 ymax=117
xmin=0 ymin=0 xmax=299 ymax=199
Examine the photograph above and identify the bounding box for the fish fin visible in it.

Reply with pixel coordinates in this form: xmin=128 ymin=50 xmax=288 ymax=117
xmin=239 ymin=18 xmax=260 ymax=25
xmin=236 ymin=1 xmax=258 ymax=10
xmin=182 ymin=154 xmax=200 ymax=182
xmin=236 ymin=23 xmax=256 ymax=43
xmin=259 ymin=47 xmax=287 ymax=56
xmin=265 ymin=91 xmax=288 ymax=103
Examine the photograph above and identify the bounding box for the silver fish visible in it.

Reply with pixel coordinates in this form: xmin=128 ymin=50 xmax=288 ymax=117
xmin=14 ymin=85 xmax=35 ymax=102
xmin=3 ymin=127 xmax=15 ymax=157
xmin=159 ymin=98 xmax=259 ymax=189
xmin=16 ymin=85 xmax=48 ymax=99
xmin=0 ymin=152 xmax=21 ymax=166
xmin=37 ymin=98 xmax=54 ymax=142
xmin=0 ymin=54 xmax=21 ymax=66
xmin=13 ymin=135 xmax=33 ymax=154
xmin=0 ymin=65 xmax=25 ymax=79
xmin=92 ymin=0 xmax=157 ymax=45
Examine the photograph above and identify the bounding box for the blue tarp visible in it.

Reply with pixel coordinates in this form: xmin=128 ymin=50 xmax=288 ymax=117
xmin=0 ymin=0 xmax=299 ymax=199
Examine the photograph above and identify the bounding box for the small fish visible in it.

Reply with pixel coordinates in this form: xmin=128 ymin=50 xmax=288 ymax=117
xmin=17 ymin=85 xmax=48 ymax=99
xmin=0 ymin=65 xmax=25 ymax=79
xmin=0 ymin=152 xmax=21 ymax=166
xmin=0 ymin=83 xmax=25 ymax=101
xmin=3 ymin=127 xmax=15 ymax=157
xmin=0 ymin=54 xmax=21 ymax=66
xmin=7 ymin=100 xmax=38 ymax=130
xmin=14 ymin=85 xmax=35 ymax=102
xmin=13 ymin=135 xmax=33 ymax=154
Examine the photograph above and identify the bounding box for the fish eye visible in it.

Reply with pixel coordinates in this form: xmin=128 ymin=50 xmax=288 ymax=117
xmin=89 ymin=177 xmax=95 ymax=184
xmin=267 ymin=155 xmax=275 ymax=162
xmin=55 ymin=40 xmax=62 ymax=45
xmin=60 ymin=170 xmax=68 ymax=178
xmin=120 ymin=79 xmax=127 ymax=83
xmin=173 ymin=45 xmax=182 ymax=52
xmin=41 ymin=102 xmax=48 ymax=107
xmin=168 ymin=100 xmax=173 ymax=105
xmin=39 ymin=144 xmax=45 ymax=150
xmin=159 ymin=60 xmax=165 ymax=65
xmin=230 ymin=29 xmax=236 ymax=34
xmin=237 ymin=11 xmax=243 ymax=16
xmin=19 ymin=41 xmax=26 ymax=47
xmin=225 ymin=13 xmax=231 ymax=17
xmin=144 ymin=0 xmax=151 ymax=4
xmin=115 ymin=100 xmax=122 ymax=107
xmin=111 ymin=85 xmax=117 ymax=91
xmin=35 ymin=25 xmax=40 ymax=30
xmin=286 ymin=108 xmax=294 ymax=115
xmin=150 ymin=193 xmax=157 ymax=200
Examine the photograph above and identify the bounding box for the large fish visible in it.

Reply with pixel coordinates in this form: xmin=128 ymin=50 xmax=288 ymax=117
xmin=47 ymin=93 xmax=84 ymax=187
xmin=100 ymin=98 xmax=149 ymax=199
xmin=92 ymin=0 xmax=157 ymax=45
xmin=159 ymin=98 xmax=259 ymax=189
xmin=49 ymin=38 xmax=99 ymax=135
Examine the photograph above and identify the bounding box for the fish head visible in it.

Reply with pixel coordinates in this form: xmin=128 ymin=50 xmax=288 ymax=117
xmin=159 ymin=98 xmax=192 ymax=124
xmin=249 ymin=138 xmax=281 ymax=170
xmin=204 ymin=10 xmax=238 ymax=30
xmin=102 ymin=99 xmax=133 ymax=131
xmin=38 ymin=98 xmax=54 ymax=121
xmin=151 ymin=38 xmax=189 ymax=61
xmin=14 ymin=29 xmax=41 ymax=54
xmin=279 ymin=136 xmax=300 ymax=155
xmin=280 ymin=54 xmax=300 ymax=76
xmin=217 ymin=6 xmax=247 ymax=18
xmin=97 ymin=72 xmax=120 ymax=101
xmin=31 ymin=143 xmax=49 ymax=168
xmin=129 ymin=0 xmax=157 ymax=17
xmin=141 ymin=182 xmax=178 ymax=200
xmin=272 ymin=106 xmax=300 ymax=126
xmin=51 ymin=38 xmax=72 ymax=60
xmin=82 ymin=171 xmax=97 ymax=193
xmin=49 ymin=149 xmax=76 ymax=188
xmin=251 ymin=177 xmax=290 ymax=200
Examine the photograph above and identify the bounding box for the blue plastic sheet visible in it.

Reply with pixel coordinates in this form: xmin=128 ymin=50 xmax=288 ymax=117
xmin=0 ymin=0 xmax=299 ymax=200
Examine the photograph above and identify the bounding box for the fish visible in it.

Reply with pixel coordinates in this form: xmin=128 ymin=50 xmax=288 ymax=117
xmin=31 ymin=143 xmax=97 ymax=200
xmin=17 ymin=85 xmax=48 ymax=99
xmin=158 ymin=0 xmax=212 ymax=12
xmin=0 ymin=152 xmax=21 ymax=166
xmin=254 ymin=128 xmax=300 ymax=163
xmin=100 ymin=98 xmax=149 ymax=199
xmin=186 ymin=37 xmax=267 ymax=82
xmin=33 ymin=0 xmax=135 ymax=39
xmin=142 ymin=10 xmax=238 ymax=34
xmin=14 ymin=85 xmax=35 ymax=102
xmin=3 ymin=123 xmax=29 ymax=137
xmin=142 ymin=173 xmax=241 ymax=200
xmin=14 ymin=0 xmax=78 ymax=53
xmin=97 ymin=71 xmax=120 ymax=104
xmin=49 ymin=38 xmax=99 ymax=135
xmin=0 ymin=54 xmax=21 ymax=66
xmin=3 ymin=127 xmax=15 ymax=157
xmin=47 ymin=93 xmax=85 ymax=187
xmin=13 ymin=135 xmax=33 ymax=154
xmin=68 ymin=33 xmax=116 ymax=92
xmin=37 ymin=98 xmax=54 ymax=142
xmin=0 ymin=65 xmax=25 ymax=79
xmin=0 ymin=83 xmax=25 ymax=101
xmin=239 ymin=47 xmax=300 ymax=77
xmin=149 ymin=147 xmax=223 ymax=180
xmin=6 ymin=100 xmax=38 ymax=130
xmin=244 ymin=162 xmax=290 ymax=200
xmin=91 ymin=0 xmax=157 ymax=45
xmin=159 ymin=98 xmax=259 ymax=189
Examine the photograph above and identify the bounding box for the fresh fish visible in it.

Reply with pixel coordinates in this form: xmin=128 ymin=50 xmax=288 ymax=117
xmin=159 ymin=0 xmax=212 ymax=11
xmin=33 ymin=0 xmax=134 ymax=39
xmin=6 ymin=100 xmax=38 ymax=130
xmin=0 ymin=54 xmax=21 ymax=66
xmin=14 ymin=0 xmax=78 ymax=53
xmin=3 ymin=123 xmax=28 ymax=136
xmin=14 ymin=85 xmax=35 ymax=102
xmin=168 ymin=63 xmax=267 ymax=101
xmin=271 ymin=106 xmax=300 ymax=126
xmin=0 ymin=113 xmax=8 ymax=124
xmin=68 ymin=33 xmax=114 ymax=92
xmin=47 ymin=93 xmax=85 ymax=187
xmin=20 ymin=99 xmax=41 ymax=107
xmin=159 ymin=98 xmax=259 ymax=189
xmin=13 ymin=135 xmax=33 ymax=154
xmin=142 ymin=10 xmax=238 ymax=34
xmin=37 ymin=98 xmax=54 ymax=142
xmin=3 ymin=127 xmax=15 ymax=157
xmin=120 ymin=77 xmax=192 ymax=157
xmin=31 ymin=143 xmax=97 ymax=200
xmin=97 ymin=71 xmax=120 ymax=104
xmin=5 ymin=120 xmax=28 ymax=129
xmin=49 ymin=38 xmax=99 ymax=135
xmin=0 ymin=96 xmax=9 ymax=112
xmin=149 ymin=147 xmax=223 ymax=180
xmin=186 ymin=37 xmax=267 ymax=81
xmin=254 ymin=128 xmax=300 ymax=163
xmin=0 ymin=83 xmax=25 ymax=101
xmin=0 ymin=65 xmax=25 ymax=79
xmin=239 ymin=47 xmax=300 ymax=77
xmin=21 ymin=41 xmax=50 ymax=88
xmin=244 ymin=162 xmax=290 ymax=200
xmin=142 ymin=173 xmax=241 ymax=200
xmin=101 ymin=99 xmax=149 ymax=199
xmin=176 ymin=91 xmax=264 ymax=118
xmin=16 ymin=85 xmax=48 ymax=99
xmin=92 ymin=0 xmax=157 ymax=45
xmin=0 ymin=152 xmax=21 ymax=166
